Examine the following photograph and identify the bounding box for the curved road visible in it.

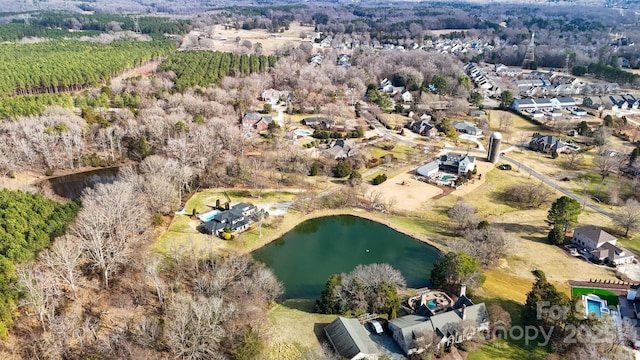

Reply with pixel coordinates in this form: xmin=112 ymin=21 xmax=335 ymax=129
xmin=446 ymin=146 xmax=618 ymax=221
xmin=362 ymin=107 xmax=617 ymax=221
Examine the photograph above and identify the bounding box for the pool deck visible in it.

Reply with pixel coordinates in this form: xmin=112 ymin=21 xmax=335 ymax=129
xmin=407 ymin=289 xmax=453 ymax=313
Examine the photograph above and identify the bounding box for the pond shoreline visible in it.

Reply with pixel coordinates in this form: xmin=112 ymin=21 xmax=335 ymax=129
xmin=241 ymin=207 xmax=447 ymax=255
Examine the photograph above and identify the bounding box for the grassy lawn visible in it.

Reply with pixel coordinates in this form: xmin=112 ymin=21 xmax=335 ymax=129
xmin=368 ymin=143 xmax=417 ymax=161
xmin=571 ymin=287 xmax=619 ymax=305
xmin=618 ymin=236 xmax=640 ymax=256
xmin=266 ymin=299 xmax=337 ymax=360
xmin=468 ymin=297 xmax=552 ymax=360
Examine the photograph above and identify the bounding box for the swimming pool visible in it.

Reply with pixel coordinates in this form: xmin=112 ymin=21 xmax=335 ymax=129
xmin=198 ymin=209 xmax=221 ymax=222
xmin=440 ymin=175 xmax=456 ymax=181
xmin=427 ymin=298 xmax=437 ymax=310
xmin=586 ymin=299 xmax=603 ymax=318
xmin=294 ymin=129 xmax=313 ymax=137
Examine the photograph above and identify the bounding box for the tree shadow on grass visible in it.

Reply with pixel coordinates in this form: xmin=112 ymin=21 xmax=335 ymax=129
xmin=313 ymin=322 xmax=330 ymax=344
xmin=281 ymin=299 xmax=316 ymax=312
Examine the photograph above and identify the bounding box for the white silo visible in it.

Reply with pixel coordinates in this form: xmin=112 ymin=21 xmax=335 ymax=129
xmin=487 ymin=132 xmax=502 ymax=164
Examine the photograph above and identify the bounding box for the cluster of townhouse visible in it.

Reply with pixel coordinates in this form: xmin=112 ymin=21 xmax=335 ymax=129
xmin=582 ymin=94 xmax=640 ymax=111
xmin=511 ymin=97 xmax=578 ymax=119
xmin=324 ymin=288 xmax=489 ymax=359
xmin=465 ymin=63 xmax=497 ymax=93
xmin=513 ymin=71 xmax=620 ymax=97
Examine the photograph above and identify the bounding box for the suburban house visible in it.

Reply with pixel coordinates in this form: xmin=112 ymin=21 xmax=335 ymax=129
xmin=572 ymin=225 xmax=635 ymax=265
xmin=401 ymin=89 xmax=414 ymax=103
xmin=379 ymin=78 xmax=394 ymax=93
xmin=242 ymin=113 xmax=273 ymax=131
xmin=582 ymin=96 xmax=605 ymax=111
xmin=324 ymin=317 xmax=378 ymax=360
xmin=199 ymin=203 xmax=257 ymax=237
xmin=389 ymin=292 xmax=489 ymax=355
xmin=528 ymin=134 xmax=580 ymax=154
xmin=325 ymin=139 xmax=357 ymax=159
xmin=453 ymin=121 xmax=482 ymax=136
xmin=439 ymin=153 xmax=476 ymax=175
xmin=301 ymin=116 xmax=336 ymax=129
xmin=407 ymin=120 xmax=438 ymax=137
xmin=261 ymin=89 xmax=290 ymax=104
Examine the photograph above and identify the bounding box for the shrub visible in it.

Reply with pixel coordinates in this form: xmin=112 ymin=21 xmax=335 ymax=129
xmin=333 ymin=160 xmax=352 ymax=178
xmin=151 ymin=213 xmax=164 ymax=227
xmin=372 ymin=173 xmax=388 ymax=185
xmin=221 ymin=231 xmax=232 ymax=240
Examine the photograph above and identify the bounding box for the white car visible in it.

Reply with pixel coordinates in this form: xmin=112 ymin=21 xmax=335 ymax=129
xmin=370 ymin=320 xmax=383 ymax=335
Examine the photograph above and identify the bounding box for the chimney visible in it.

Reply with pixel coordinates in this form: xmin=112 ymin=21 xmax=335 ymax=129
xmin=461 ymin=304 xmax=467 ymax=319
xmin=459 ymin=285 xmax=466 ymax=298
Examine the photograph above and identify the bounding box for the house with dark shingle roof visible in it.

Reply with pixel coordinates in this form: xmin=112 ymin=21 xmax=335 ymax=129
xmin=439 ymin=153 xmax=476 ymax=175
xmin=324 ymin=317 xmax=378 ymax=360
xmin=453 ymin=121 xmax=482 ymax=136
xmin=529 ymin=134 xmax=580 ymax=154
xmin=199 ymin=203 xmax=256 ymax=237
xmin=242 ymin=113 xmax=273 ymax=131
xmin=388 ymin=294 xmax=489 ymax=355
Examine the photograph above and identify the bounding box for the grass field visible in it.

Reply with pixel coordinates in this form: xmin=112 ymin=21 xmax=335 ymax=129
xmin=266 ymin=299 xmax=337 ymax=360
xmin=571 ymin=287 xmax=619 ymax=305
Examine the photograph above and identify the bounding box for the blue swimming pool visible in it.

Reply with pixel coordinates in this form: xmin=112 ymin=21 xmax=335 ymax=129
xmin=586 ymin=299 xmax=602 ymax=318
xmin=427 ymin=299 xmax=437 ymax=310
xmin=198 ymin=210 xmax=221 ymax=222
xmin=294 ymin=129 xmax=313 ymax=137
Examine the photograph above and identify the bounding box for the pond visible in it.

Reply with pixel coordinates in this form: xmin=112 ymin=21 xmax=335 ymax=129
xmin=252 ymin=215 xmax=440 ymax=299
xmin=48 ymin=167 xmax=119 ymax=200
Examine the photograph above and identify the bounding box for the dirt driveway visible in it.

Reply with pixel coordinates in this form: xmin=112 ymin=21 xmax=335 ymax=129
xmin=364 ymin=171 xmax=442 ymax=212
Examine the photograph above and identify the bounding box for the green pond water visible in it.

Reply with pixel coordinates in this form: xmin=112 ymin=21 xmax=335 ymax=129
xmin=252 ymin=215 xmax=440 ymax=299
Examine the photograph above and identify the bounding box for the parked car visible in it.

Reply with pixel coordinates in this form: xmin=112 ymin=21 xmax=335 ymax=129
xmin=370 ymin=320 xmax=383 ymax=335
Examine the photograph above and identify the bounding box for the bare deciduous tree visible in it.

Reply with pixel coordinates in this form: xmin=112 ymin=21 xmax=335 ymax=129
xmin=73 ymin=181 xmax=149 ymax=288
xmin=16 ymin=263 xmax=61 ymax=330
xmin=616 ymin=199 xmax=640 ymax=237
xmin=593 ymin=152 xmax=618 ymax=180
xmin=164 ymin=293 xmax=233 ymax=360
xmin=448 ymin=199 xmax=478 ymax=231
xmin=40 ymin=235 xmax=83 ymax=298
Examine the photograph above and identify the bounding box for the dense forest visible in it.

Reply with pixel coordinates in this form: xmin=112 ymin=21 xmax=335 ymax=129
xmin=0 ymin=189 xmax=79 ymax=338
xmin=0 ymin=93 xmax=73 ymax=118
xmin=26 ymin=11 xmax=191 ymax=36
xmin=158 ymin=51 xmax=278 ymax=92
xmin=0 ymin=38 xmax=176 ymax=96
xmin=0 ymin=23 xmax=101 ymax=42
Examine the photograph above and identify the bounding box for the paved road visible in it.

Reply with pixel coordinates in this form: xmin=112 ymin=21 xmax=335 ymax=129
xmin=446 ymin=146 xmax=618 ymax=221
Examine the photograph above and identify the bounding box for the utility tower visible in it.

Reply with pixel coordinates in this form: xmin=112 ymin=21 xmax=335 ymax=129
xmin=132 ymin=15 xmax=141 ymax=34
xmin=522 ymin=32 xmax=536 ymax=69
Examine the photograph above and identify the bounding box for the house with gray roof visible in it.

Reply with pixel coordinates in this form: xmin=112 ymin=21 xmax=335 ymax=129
xmin=325 ymin=139 xmax=357 ymax=159
xmin=416 ymin=161 xmax=440 ymax=177
xmin=439 ymin=153 xmax=476 ymax=175
xmin=301 ymin=117 xmax=336 ymax=129
xmin=572 ymin=225 xmax=635 ymax=265
xmin=453 ymin=121 xmax=482 ymax=136
xmin=529 ymin=134 xmax=579 ymax=154
xmin=324 ymin=317 xmax=378 ymax=360
xmin=199 ymin=203 xmax=256 ymax=237
xmin=388 ymin=294 xmax=489 ymax=355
